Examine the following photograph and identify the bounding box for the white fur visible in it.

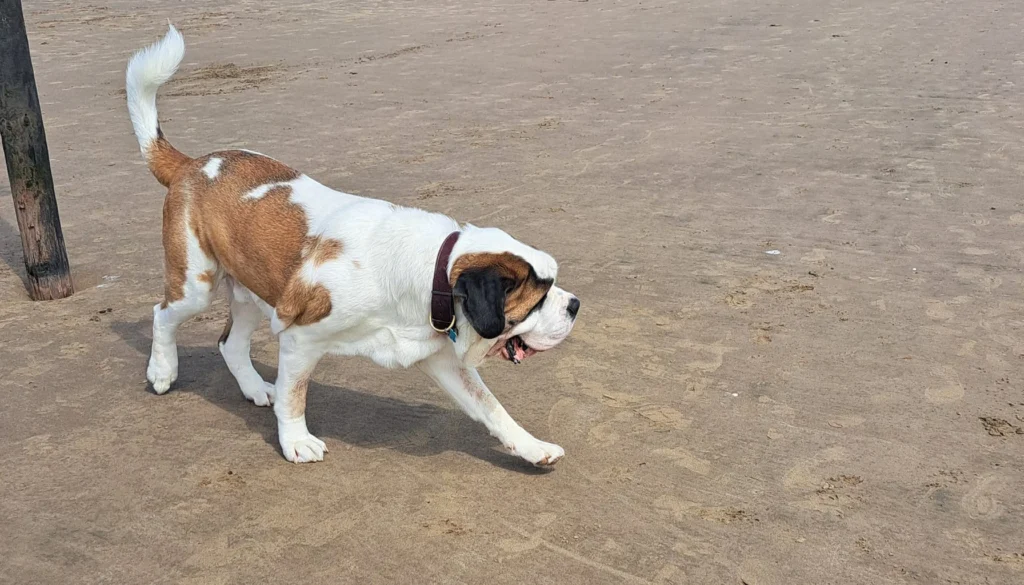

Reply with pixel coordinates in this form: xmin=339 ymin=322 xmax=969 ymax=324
xmin=126 ymin=24 xmax=185 ymax=154
xmin=201 ymin=157 xmax=222 ymax=179
xmin=131 ymin=25 xmax=577 ymax=467
xmin=219 ymin=282 xmax=275 ymax=406
xmin=243 ymin=182 xmax=290 ymax=200
xmin=417 ymin=348 xmax=565 ymax=465
xmin=147 ymin=205 xmax=217 ymax=393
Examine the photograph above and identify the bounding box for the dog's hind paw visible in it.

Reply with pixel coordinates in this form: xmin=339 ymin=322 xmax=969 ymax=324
xmin=147 ymin=355 xmax=177 ymax=395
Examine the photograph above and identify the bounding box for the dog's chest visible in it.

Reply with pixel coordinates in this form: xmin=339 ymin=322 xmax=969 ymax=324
xmin=320 ymin=323 xmax=447 ymax=369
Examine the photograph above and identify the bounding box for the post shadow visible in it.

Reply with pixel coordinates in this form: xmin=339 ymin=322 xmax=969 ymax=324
xmin=0 ymin=213 xmax=30 ymax=289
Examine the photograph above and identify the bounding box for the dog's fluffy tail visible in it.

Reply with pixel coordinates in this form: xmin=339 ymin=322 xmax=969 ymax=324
xmin=126 ymin=24 xmax=190 ymax=187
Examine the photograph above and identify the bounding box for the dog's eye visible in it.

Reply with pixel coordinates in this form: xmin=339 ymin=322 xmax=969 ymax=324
xmin=502 ymin=277 xmax=517 ymax=294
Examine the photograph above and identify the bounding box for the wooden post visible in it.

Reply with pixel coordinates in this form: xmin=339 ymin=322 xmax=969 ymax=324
xmin=0 ymin=0 xmax=73 ymax=300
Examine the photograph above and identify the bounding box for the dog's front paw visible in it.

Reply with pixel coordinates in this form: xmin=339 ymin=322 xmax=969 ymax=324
xmin=280 ymin=433 xmax=328 ymax=463
xmin=147 ymin=353 xmax=177 ymax=394
xmin=510 ymin=439 xmax=565 ymax=467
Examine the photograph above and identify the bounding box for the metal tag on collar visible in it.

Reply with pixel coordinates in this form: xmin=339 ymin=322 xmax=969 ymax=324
xmin=447 ymin=327 xmax=458 ymax=342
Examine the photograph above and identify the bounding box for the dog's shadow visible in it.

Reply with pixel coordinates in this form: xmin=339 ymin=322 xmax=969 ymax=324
xmin=112 ymin=319 xmax=546 ymax=473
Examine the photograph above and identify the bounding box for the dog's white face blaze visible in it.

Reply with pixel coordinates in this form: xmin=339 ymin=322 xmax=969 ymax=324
xmin=514 ymin=284 xmax=576 ymax=351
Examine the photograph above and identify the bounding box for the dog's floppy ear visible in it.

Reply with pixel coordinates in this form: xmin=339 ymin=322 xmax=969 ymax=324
xmin=454 ymin=267 xmax=508 ymax=339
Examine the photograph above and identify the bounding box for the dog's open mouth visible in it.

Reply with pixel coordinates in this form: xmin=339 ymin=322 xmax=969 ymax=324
xmin=495 ymin=335 xmax=538 ymax=364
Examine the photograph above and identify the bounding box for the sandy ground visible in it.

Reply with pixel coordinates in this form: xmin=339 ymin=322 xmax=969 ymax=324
xmin=2 ymin=1 xmax=1023 ymax=583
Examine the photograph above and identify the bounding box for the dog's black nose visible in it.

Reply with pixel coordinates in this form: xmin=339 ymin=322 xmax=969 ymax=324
xmin=566 ymin=297 xmax=580 ymax=319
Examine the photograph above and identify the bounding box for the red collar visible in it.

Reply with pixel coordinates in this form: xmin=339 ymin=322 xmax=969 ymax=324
xmin=430 ymin=231 xmax=461 ymax=335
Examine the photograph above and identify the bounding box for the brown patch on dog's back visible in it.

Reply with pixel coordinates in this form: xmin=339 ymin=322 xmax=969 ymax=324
xmin=182 ymin=151 xmax=304 ymax=306
xmin=451 ymin=252 xmax=552 ymax=323
xmin=158 ymin=150 xmax=338 ymax=329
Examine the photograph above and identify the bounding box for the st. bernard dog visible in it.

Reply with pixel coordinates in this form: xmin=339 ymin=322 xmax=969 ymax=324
xmin=126 ymin=26 xmax=579 ymax=466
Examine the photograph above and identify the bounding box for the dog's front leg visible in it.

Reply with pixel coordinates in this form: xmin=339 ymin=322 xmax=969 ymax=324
xmin=417 ymin=349 xmax=564 ymax=467
xmin=273 ymin=333 xmax=328 ymax=463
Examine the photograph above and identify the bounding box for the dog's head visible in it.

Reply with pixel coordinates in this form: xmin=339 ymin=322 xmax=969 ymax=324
xmin=449 ymin=226 xmax=579 ymax=366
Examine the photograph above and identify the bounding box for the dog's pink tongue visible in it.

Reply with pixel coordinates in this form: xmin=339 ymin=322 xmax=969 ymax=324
xmin=496 ymin=337 xmax=538 ymax=362
xmin=511 ymin=338 xmax=527 ymax=362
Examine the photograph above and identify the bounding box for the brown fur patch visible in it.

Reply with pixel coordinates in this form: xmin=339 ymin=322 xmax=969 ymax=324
xmin=159 ymin=182 xmax=190 ymax=308
xmin=303 ymin=236 xmax=343 ymax=267
xmin=153 ymin=145 xmax=338 ymax=329
xmin=450 ymin=252 xmax=553 ymax=324
xmin=197 ymin=270 xmax=216 ymax=284
xmin=147 ymin=133 xmax=191 ymax=187
xmin=180 ymin=151 xmax=304 ymax=306
xmin=275 ymin=280 xmax=333 ymax=329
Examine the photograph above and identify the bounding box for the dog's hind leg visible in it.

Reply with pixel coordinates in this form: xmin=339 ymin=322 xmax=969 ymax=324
xmin=219 ymin=281 xmax=276 ymax=406
xmin=148 ymin=187 xmax=218 ymax=394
